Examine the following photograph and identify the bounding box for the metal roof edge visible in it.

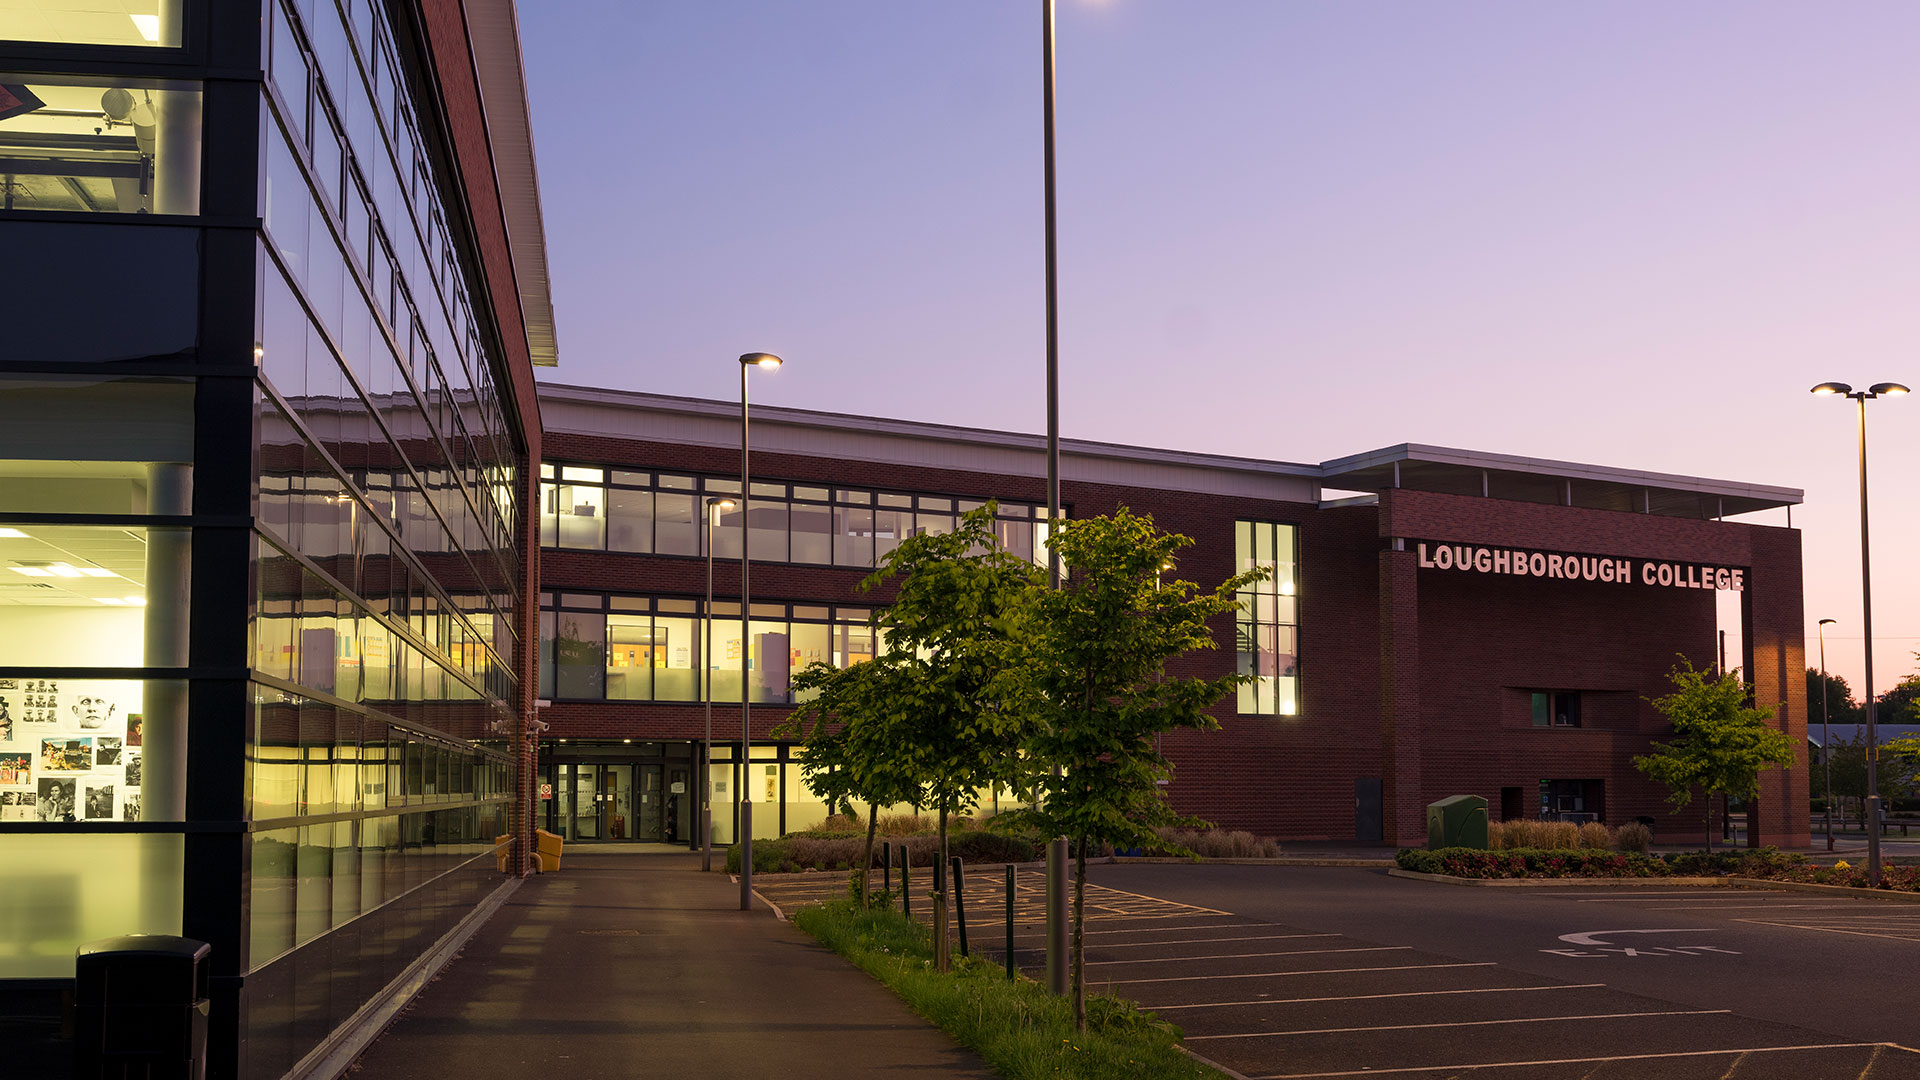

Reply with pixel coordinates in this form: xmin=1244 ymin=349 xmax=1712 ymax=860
xmin=1319 ymin=443 xmax=1803 ymax=505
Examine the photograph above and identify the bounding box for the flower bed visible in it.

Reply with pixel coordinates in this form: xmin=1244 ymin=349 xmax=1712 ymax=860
xmin=1734 ymin=860 xmax=1920 ymax=891
xmin=1396 ymin=846 xmax=1805 ymax=879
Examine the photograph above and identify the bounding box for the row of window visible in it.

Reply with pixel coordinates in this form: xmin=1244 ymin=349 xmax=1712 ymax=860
xmin=539 ymin=463 xmax=1053 ymax=569
xmin=1235 ymin=521 xmax=1303 ymax=716
xmin=538 ymin=594 xmax=889 ymax=705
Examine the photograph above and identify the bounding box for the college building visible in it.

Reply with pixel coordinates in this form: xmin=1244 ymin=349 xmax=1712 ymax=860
xmin=532 ymin=385 xmax=1809 ymax=854
xmin=1 ymin=0 xmax=551 ymax=1076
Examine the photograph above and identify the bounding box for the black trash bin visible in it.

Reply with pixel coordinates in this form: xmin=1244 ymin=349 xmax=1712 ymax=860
xmin=74 ymin=934 xmax=211 ymax=1080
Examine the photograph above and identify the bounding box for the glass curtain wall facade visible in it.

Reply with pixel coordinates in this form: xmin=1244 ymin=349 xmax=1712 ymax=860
xmin=0 ymin=3 xmax=534 ymax=1078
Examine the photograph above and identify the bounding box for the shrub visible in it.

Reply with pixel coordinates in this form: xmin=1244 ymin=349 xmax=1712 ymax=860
xmin=805 ymin=813 xmax=866 ymax=836
xmin=876 ymin=813 xmax=932 ymax=837
xmin=1148 ymin=827 xmax=1280 ymax=859
xmin=1574 ymin=822 xmax=1611 ymax=849
xmin=1492 ymin=819 xmax=1583 ymax=851
xmin=1614 ymin=821 xmax=1652 ymax=853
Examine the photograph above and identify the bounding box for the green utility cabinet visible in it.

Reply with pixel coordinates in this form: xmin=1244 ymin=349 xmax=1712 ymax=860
xmin=1426 ymin=795 xmax=1489 ymax=849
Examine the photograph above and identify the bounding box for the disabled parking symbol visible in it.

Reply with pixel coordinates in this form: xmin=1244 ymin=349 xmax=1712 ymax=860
xmin=1542 ymin=929 xmax=1740 ymax=958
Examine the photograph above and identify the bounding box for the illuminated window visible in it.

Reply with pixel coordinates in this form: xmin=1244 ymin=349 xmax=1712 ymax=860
xmin=1235 ymin=520 xmax=1300 ymax=716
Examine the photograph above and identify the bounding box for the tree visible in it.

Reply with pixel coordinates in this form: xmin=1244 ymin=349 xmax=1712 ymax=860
xmin=861 ymin=504 xmax=1039 ymax=969
xmin=1806 ymin=668 xmax=1862 ymax=728
xmin=1002 ymin=508 xmax=1266 ymax=1031
xmin=1825 ymin=728 xmax=1920 ymax=824
xmin=1633 ymin=659 xmax=1797 ymax=851
xmin=1878 ymin=652 xmax=1920 ymax=724
xmin=780 ymin=654 xmax=924 ymax=907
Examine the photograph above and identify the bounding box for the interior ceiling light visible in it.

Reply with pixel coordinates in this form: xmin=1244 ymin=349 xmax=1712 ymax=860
xmin=97 ymin=598 xmax=128 ymax=606
xmin=10 ymin=566 xmax=52 ymax=577
xmin=124 ymin=596 xmax=147 ymax=606
xmin=79 ymin=567 xmax=119 ymax=578
xmin=47 ymin=564 xmax=84 ymax=577
xmin=129 ymin=13 xmax=160 ymax=41
xmin=0 ymin=528 xmax=26 ymax=538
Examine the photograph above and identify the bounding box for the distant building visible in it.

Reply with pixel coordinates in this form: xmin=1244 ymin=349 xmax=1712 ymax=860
xmin=531 ymin=386 xmax=1808 ymax=851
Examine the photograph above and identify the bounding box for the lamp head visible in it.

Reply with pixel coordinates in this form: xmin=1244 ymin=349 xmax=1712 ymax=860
xmin=1819 ymin=618 xmax=1837 ymax=627
xmin=739 ymin=352 xmax=784 ymax=371
xmin=1809 ymin=382 xmax=1852 ymax=396
xmin=1869 ymin=382 xmax=1910 ymax=397
xmin=710 ymin=497 xmax=737 ymax=512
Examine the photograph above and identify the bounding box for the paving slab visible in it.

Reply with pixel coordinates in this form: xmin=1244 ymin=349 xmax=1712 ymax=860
xmin=347 ymin=852 xmax=991 ymax=1080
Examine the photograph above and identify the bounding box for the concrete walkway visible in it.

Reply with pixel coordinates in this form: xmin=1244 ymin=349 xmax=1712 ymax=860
xmin=347 ymin=851 xmax=991 ymax=1080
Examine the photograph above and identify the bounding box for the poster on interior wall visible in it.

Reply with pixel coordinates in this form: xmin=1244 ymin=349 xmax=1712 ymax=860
xmin=122 ymin=793 xmax=140 ymax=821
xmin=0 ymin=753 xmax=27 ymax=785
xmin=1 ymin=790 xmax=35 ymax=821
xmin=123 ymin=750 xmax=141 ymax=788
xmin=84 ymin=783 xmax=114 ymax=821
xmin=40 ymin=737 xmax=91 ymax=772
xmin=37 ymin=777 xmax=75 ymax=822
xmin=127 ymin=714 xmax=143 ymax=747
xmin=0 ymin=697 xmax=11 ymax=741
xmin=70 ymin=692 xmax=119 ymax=733
xmin=95 ymin=737 xmax=122 ymax=766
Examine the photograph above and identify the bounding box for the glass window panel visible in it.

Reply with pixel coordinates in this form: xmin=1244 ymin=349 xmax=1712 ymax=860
xmin=711 ymin=501 xmax=743 ymax=561
xmin=836 ymin=490 xmax=870 ymax=504
xmin=878 ymin=493 xmax=911 ymax=509
xmin=709 ymin=617 xmax=743 ymax=705
xmin=658 ymin=474 xmax=694 ymax=491
xmin=3 ymin=1 xmax=182 ymax=46
xmin=873 ymin=508 xmax=909 ymax=563
xmin=704 ymin=478 xmax=740 ymax=495
xmin=607 ymin=488 xmax=653 ymax=553
xmin=652 ymin=614 xmax=699 ymax=702
xmin=748 ymin=501 xmax=787 ymax=562
xmin=560 ymin=465 xmax=602 ymax=483
xmin=915 ymin=511 xmax=954 ymax=539
xmin=654 ymin=493 xmax=697 ymax=555
xmin=790 ymin=501 xmax=831 ymax=565
xmin=553 ymin=609 xmax=604 ymax=699
xmin=611 ymin=470 xmax=648 ymax=486
xmin=554 ymin=483 xmax=605 ymax=549
xmin=250 ymin=826 xmax=298 ymax=969
xmin=790 ymin=621 xmax=829 ymax=701
xmin=606 ymin=613 xmax=653 ymax=701
xmin=793 ymin=486 xmax=828 ymax=501
xmin=833 ymin=506 xmax=873 ymax=568
xmin=0 ymin=79 xmax=201 ymax=215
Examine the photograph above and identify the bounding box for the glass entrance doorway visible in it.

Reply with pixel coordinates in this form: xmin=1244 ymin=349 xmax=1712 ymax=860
xmin=541 ymin=744 xmax=700 ymax=844
xmin=557 ymin=764 xmax=634 ymax=841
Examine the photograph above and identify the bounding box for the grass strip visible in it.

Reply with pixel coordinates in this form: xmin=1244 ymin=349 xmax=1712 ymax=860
xmin=793 ymin=900 xmax=1229 ymax=1080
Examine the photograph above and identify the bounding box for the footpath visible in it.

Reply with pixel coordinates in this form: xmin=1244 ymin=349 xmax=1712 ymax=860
xmin=347 ymin=849 xmax=991 ymax=1080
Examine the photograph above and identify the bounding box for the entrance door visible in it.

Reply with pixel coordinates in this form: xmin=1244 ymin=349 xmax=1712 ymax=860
xmin=635 ymin=765 xmax=664 ymax=841
xmin=603 ymin=765 xmax=634 ymax=840
xmin=665 ymin=765 xmax=690 ymax=844
xmin=570 ymin=764 xmax=598 ymax=840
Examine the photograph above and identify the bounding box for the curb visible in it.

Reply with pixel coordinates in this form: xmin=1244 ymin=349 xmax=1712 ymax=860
xmin=1387 ymin=868 xmax=1731 ymax=888
xmin=1116 ymin=856 xmax=1395 ymax=868
xmin=1728 ymin=877 xmax=1920 ymax=903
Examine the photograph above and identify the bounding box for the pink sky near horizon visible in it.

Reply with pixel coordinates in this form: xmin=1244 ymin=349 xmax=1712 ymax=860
xmin=519 ymin=1 xmax=1920 ymax=703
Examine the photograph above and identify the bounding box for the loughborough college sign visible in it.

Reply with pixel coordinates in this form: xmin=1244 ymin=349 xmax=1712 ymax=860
xmin=1416 ymin=542 xmax=1745 ymax=591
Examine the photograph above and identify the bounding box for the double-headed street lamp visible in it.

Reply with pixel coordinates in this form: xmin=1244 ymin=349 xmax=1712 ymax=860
xmin=1810 ymin=380 xmax=1908 ymax=885
xmin=1817 ymin=617 xmax=1836 ymax=852
xmin=702 ymin=496 xmax=736 ymax=873
xmin=739 ymin=351 xmax=783 ymax=910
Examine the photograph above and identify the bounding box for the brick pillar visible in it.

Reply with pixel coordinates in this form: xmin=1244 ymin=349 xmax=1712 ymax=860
xmin=513 ymin=448 xmax=542 ymax=875
xmin=1380 ymin=548 xmax=1424 ymax=846
xmin=1745 ymin=528 xmax=1808 ymax=848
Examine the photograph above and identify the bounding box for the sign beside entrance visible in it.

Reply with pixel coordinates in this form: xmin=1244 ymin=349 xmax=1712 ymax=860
xmin=539 ymin=782 xmax=553 ymax=800
xmin=1415 ymin=542 xmax=1744 ymax=592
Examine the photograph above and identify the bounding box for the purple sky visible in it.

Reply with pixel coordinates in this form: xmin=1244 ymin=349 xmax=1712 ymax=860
xmin=519 ymin=1 xmax=1920 ymax=702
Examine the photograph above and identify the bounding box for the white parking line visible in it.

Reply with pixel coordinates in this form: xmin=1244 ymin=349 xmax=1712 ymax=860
xmin=1138 ymin=984 xmax=1608 ymax=1011
xmin=1100 ymin=962 xmax=1496 ymax=986
xmin=1738 ymin=920 xmax=1920 ymax=944
xmin=1088 ymin=946 xmax=1408 ymax=966
xmin=1187 ymin=1008 xmax=1729 ymax=1040
xmin=1092 ymin=934 xmax=1339 ymax=950
xmin=1252 ymin=1042 xmax=1888 ymax=1079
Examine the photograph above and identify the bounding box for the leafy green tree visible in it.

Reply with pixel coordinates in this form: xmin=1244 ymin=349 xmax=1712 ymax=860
xmin=1806 ymin=668 xmax=1862 ymax=728
xmin=781 ymin=654 xmax=925 ymax=907
xmin=1826 ymin=729 xmax=1920 ymax=824
xmin=1879 ymin=653 xmax=1920 ymax=724
xmin=1002 ymin=508 xmax=1266 ymax=1031
xmin=1633 ymin=659 xmax=1797 ymax=851
xmin=858 ymin=504 xmax=1039 ymax=968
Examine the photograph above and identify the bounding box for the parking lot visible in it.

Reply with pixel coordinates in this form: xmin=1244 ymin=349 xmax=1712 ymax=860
xmin=756 ymin=866 xmax=1920 ymax=1079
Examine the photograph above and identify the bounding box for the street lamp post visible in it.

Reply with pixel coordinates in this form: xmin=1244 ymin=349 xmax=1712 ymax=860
xmin=702 ymin=496 xmax=736 ymax=873
xmin=1811 ymin=380 xmax=1909 ymax=886
xmin=739 ymin=352 xmax=783 ymax=911
xmin=1818 ymin=618 xmax=1836 ymax=852
xmin=1039 ymin=0 xmax=1071 ymax=1000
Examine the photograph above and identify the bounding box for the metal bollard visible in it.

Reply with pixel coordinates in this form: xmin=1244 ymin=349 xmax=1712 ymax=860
xmin=1005 ymin=865 xmax=1016 ymax=978
xmin=881 ymin=840 xmax=892 ymax=901
xmin=901 ymin=845 xmax=911 ymax=919
xmin=951 ymin=856 xmax=968 ymax=958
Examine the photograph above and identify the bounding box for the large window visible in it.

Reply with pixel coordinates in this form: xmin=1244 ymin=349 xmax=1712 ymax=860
xmin=1236 ymin=520 xmax=1300 ymax=716
xmin=539 ymin=593 xmax=876 ymax=705
xmin=538 ymin=464 xmax=1050 ymax=569
xmin=1 ymin=1 xmax=183 ymax=47
xmin=0 ymin=78 xmax=200 ymax=214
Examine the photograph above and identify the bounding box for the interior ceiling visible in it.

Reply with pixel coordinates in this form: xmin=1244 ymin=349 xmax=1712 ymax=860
xmin=0 ymin=525 xmax=148 ymax=606
xmin=0 ymin=1 xmax=161 ymax=47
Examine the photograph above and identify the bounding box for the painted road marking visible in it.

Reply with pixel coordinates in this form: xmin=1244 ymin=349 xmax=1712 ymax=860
xmin=1087 ymin=946 xmax=1408 ymax=966
xmin=1737 ymin=919 xmax=1920 ymax=944
xmin=1252 ymin=1042 xmax=1894 ymax=1079
xmin=1185 ymin=1008 xmax=1730 ymax=1040
xmin=1091 ymin=933 xmax=1339 ymax=949
xmin=1137 ymin=983 xmax=1609 ymax=1011
xmin=1097 ymin=962 xmax=1497 ymax=985
xmin=1558 ymin=928 xmax=1718 ymax=945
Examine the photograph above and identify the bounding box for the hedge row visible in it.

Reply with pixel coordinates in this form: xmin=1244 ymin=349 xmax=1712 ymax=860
xmin=727 ymin=829 xmax=1044 ymax=874
xmin=1396 ymin=846 xmax=1806 ymax=879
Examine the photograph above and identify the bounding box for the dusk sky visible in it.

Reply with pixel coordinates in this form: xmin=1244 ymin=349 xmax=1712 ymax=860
xmin=520 ymin=2 xmax=1920 ymax=701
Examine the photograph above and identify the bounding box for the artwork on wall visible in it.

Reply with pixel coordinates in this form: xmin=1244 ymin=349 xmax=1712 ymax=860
xmin=40 ymin=737 xmax=91 ymax=772
xmin=37 ymin=777 xmax=75 ymax=822
xmin=127 ymin=714 xmax=143 ymax=747
xmin=123 ymin=750 xmax=141 ymax=788
xmin=0 ymin=752 xmax=27 ymax=785
xmin=95 ymin=737 xmax=122 ymax=766
xmin=0 ymin=696 xmax=11 ymax=742
xmin=83 ymin=783 xmax=115 ymax=821
xmin=1 ymin=789 xmax=35 ymax=821
xmin=122 ymin=793 xmax=141 ymax=821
